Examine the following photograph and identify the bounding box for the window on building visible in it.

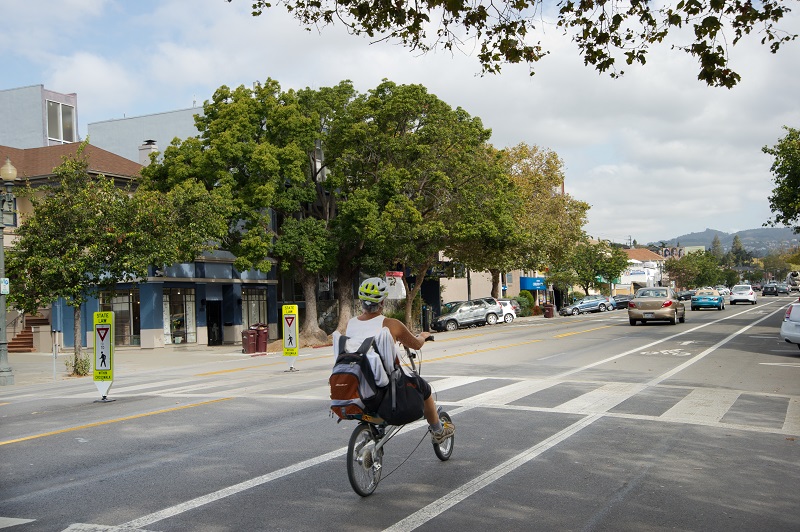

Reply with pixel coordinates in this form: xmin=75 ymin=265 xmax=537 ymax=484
xmin=242 ymin=287 xmax=268 ymax=329
xmin=99 ymin=289 xmax=141 ymax=346
xmin=163 ymin=288 xmax=196 ymax=344
xmin=47 ymin=100 xmax=76 ymax=144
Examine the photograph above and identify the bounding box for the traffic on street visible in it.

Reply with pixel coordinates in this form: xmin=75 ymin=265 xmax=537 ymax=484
xmin=1 ymin=295 xmax=799 ymax=531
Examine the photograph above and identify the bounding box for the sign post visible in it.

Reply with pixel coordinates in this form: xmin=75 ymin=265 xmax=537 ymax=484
xmin=93 ymin=311 xmax=115 ymax=402
xmin=282 ymin=304 xmax=299 ymax=372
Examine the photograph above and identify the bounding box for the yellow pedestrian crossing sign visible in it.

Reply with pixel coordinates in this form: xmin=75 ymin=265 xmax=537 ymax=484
xmin=93 ymin=311 xmax=114 ymax=400
xmin=282 ymin=304 xmax=298 ymax=371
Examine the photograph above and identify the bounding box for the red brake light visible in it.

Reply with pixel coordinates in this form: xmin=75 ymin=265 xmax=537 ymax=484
xmin=786 ymin=306 xmax=793 ymax=320
xmin=628 ymin=301 xmax=635 ymax=308
xmin=661 ymin=300 xmax=674 ymax=308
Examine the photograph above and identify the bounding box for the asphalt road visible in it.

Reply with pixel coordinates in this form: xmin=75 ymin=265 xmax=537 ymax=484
xmin=1 ymin=296 xmax=799 ymax=531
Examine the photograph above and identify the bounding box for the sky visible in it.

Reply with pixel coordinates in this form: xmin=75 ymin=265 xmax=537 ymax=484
xmin=2 ymin=0 xmax=799 ymax=245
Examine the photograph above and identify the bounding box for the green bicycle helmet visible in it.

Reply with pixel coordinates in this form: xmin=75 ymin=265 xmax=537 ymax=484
xmin=358 ymin=277 xmax=388 ymax=303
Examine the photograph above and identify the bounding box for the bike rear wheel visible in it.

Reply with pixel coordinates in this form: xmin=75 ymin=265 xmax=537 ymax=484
xmin=347 ymin=423 xmax=382 ymax=496
xmin=433 ymin=411 xmax=454 ymax=461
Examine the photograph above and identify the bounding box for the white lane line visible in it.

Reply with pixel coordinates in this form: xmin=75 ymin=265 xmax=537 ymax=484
xmin=379 ymin=304 xmax=793 ymax=532
xmin=116 ymin=406 xmax=472 ymax=529
xmin=120 ymin=448 xmax=346 ymax=529
xmin=81 ymin=305 xmax=788 ymax=530
xmin=0 ymin=517 xmax=35 ymax=528
xmin=383 ymin=414 xmax=602 ymax=532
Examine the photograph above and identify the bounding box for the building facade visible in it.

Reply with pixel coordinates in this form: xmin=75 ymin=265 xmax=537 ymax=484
xmin=0 ymin=85 xmax=78 ymax=149
xmin=1 ymin=85 xmax=285 ymax=350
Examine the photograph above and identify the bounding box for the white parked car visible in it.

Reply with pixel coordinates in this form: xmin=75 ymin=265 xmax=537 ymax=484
xmin=498 ymin=300 xmax=517 ymax=323
xmin=729 ymin=284 xmax=757 ymax=305
xmin=780 ymin=302 xmax=800 ymax=350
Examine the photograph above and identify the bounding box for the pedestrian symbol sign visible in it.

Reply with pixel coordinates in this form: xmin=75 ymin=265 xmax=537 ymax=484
xmin=93 ymin=311 xmax=114 ymax=399
xmin=282 ymin=305 xmax=299 ymax=369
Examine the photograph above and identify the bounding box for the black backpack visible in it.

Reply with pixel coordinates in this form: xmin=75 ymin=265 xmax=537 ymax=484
xmin=329 ymin=336 xmax=387 ymax=420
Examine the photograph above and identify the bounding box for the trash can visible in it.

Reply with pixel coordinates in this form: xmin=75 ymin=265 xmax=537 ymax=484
xmin=241 ymin=330 xmax=257 ymax=354
xmin=255 ymin=325 xmax=268 ymax=353
xmin=543 ymin=303 xmax=555 ymax=318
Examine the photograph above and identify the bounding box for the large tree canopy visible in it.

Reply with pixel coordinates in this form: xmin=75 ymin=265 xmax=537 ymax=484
xmin=9 ymin=143 xmax=230 ymax=370
xmin=763 ymin=126 xmax=800 ymax=233
xmin=234 ymin=0 xmax=796 ymax=87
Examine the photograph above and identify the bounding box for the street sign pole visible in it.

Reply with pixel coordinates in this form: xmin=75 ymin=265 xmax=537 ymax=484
xmin=93 ymin=311 xmax=115 ymax=402
xmin=282 ymin=304 xmax=299 ymax=372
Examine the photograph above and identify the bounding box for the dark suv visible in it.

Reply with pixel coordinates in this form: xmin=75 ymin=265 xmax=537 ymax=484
xmin=762 ymin=283 xmax=778 ymax=296
xmin=433 ymin=297 xmax=503 ymax=331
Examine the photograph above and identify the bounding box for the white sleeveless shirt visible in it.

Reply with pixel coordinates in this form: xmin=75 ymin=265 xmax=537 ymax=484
xmin=332 ymin=315 xmax=397 ymax=387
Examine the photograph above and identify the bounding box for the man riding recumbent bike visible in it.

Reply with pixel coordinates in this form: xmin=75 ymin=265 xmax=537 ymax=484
xmin=329 ymin=277 xmax=455 ymax=496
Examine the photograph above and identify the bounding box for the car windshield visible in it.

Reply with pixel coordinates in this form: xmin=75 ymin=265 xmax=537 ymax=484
xmin=732 ymin=285 xmax=750 ymax=291
xmin=638 ymin=289 xmax=667 ymax=298
xmin=696 ymin=290 xmax=715 ymax=295
xmin=441 ymin=302 xmax=461 ymax=314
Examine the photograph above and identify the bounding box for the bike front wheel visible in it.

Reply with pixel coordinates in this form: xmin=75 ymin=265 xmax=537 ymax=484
xmin=433 ymin=411 xmax=454 ymax=461
xmin=347 ymin=423 xmax=382 ymax=496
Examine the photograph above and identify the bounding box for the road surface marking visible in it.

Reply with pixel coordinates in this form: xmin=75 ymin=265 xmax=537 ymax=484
xmin=0 ymin=398 xmax=232 ymax=447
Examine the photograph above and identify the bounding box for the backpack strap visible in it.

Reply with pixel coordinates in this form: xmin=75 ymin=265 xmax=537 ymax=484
xmin=336 ymin=335 xmax=375 ymax=356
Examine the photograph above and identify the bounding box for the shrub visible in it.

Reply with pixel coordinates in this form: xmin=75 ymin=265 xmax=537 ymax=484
xmin=65 ymin=351 xmax=91 ymax=376
xmin=516 ymin=290 xmax=535 ymax=317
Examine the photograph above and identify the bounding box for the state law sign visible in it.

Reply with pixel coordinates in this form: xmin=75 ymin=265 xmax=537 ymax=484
xmin=93 ymin=311 xmax=114 ymax=399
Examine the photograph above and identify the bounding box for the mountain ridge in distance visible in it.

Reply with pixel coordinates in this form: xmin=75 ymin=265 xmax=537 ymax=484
xmin=646 ymin=227 xmax=799 ymax=254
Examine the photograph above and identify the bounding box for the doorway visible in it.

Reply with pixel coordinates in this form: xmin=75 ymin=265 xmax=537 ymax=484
xmin=207 ymin=301 xmax=223 ymax=346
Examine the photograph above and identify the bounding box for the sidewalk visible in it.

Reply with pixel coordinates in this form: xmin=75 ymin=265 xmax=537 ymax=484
xmin=1 ymin=314 xmax=554 ymax=388
xmin=1 ymin=339 xmax=293 ymax=388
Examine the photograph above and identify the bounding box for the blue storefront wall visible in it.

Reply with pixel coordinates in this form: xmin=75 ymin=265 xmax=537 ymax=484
xmin=60 ymin=258 xmax=275 ymax=349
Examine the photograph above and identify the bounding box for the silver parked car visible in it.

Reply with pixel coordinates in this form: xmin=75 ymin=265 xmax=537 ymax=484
xmin=433 ymin=297 xmax=502 ymax=331
xmin=780 ymin=302 xmax=800 ymax=350
xmin=628 ymin=287 xmax=686 ymax=325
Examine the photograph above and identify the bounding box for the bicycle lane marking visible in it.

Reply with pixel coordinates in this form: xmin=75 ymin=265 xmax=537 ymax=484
xmin=115 ymin=405 xmax=474 ymax=530
xmin=384 ymin=414 xmax=602 ymax=532
xmin=76 ymin=305 xmax=784 ymax=530
xmin=382 ymin=305 xmax=789 ymax=532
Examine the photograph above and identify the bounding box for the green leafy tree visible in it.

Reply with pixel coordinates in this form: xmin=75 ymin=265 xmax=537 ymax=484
xmin=711 ymin=234 xmax=724 ymax=259
xmin=142 ymin=79 xmax=344 ymax=343
xmin=570 ymin=240 xmax=627 ymax=296
xmin=763 ymin=126 xmax=800 ymax=233
xmin=8 ymin=144 xmax=229 ymax=372
xmin=236 ymin=0 xmax=796 ymax=87
xmin=329 ymin=81 xmax=493 ymax=326
xmin=762 ymin=252 xmax=790 ymax=281
xmin=722 ymin=268 xmax=741 ymax=287
xmin=664 ymin=250 xmax=722 ymax=288
xmin=728 ymin=235 xmax=752 ymax=267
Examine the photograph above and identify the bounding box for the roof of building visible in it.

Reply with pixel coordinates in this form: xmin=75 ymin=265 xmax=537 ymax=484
xmin=624 ymin=248 xmax=666 ymax=262
xmin=0 ymin=143 xmax=142 ymax=180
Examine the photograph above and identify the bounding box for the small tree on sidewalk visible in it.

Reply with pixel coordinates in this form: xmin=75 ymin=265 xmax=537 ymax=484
xmin=7 ymin=143 xmax=230 ymax=374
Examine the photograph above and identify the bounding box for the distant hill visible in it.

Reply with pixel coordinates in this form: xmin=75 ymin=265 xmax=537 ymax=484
xmin=646 ymin=227 xmax=799 ymax=255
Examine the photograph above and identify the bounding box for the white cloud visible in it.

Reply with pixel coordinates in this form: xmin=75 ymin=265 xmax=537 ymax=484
xmin=4 ymin=0 xmax=799 ymax=244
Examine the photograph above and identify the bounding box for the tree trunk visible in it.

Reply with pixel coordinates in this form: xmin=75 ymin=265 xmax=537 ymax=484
xmin=298 ymin=269 xmax=327 ymax=346
xmin=72 ymin=305 xmax=82 ymax=375
xmin=335 ymin=265 xmax=357 ymax=333
xmin=489 ymin=269 xmax=501 ymax=298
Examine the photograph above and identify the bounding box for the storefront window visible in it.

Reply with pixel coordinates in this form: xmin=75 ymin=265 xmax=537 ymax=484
xmin=243 ymin=287 xmax=268 ymax=329
xmin=99 ymin=289 xmax=141 ymax=346
xmin=163 ymin=288 xmax=196 ymax=344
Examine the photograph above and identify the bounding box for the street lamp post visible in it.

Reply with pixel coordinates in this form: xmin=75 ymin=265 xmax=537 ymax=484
xmin=0 ymin=157 xmax=17 ymax=385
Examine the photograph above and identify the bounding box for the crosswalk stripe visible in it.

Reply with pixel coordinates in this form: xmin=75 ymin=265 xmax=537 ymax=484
xmin=660 ymin=388 xmax=741 ymax=423
xmin=558 ymin=382 xmax=647 ymax=414
xmin=784 ymin=397 xmax=800 ymax=434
